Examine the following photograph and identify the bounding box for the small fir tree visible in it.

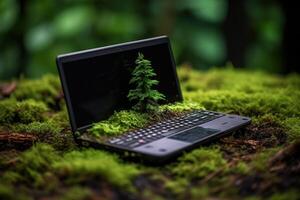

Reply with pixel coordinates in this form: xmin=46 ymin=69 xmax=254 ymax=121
xmin=127 ymin=53 xmax=166 ymax=112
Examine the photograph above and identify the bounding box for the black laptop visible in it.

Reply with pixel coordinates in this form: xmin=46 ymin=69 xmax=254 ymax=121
xmin=56 ymin=36 xmax=251 ymax=163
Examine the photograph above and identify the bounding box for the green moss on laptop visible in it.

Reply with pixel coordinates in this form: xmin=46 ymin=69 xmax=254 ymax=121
xmin=87 ymin=101 xmax=204 ymax=137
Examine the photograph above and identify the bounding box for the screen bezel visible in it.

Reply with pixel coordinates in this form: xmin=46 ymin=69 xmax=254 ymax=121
xmin=56 ymin=35 xmax=182 ymax=134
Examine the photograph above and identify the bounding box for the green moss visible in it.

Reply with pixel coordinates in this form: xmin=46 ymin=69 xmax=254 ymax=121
xmin=1 ymin=171 xmax=23 ymax=183
xmin=251 ymin=147 xmax=280 ymax=172
xmin=184 ymin=89 xmax=299 ymax=120
xmin=2 ymin=143 xmax=60 ymax=187
xmin=0 ymin=104 xmax=68 ymax=135
xmin=50 ymin=109 xmax=70 ymax=128
xmin=228 ymin=161 xmax=251 ymax=175
xmin=170 ymin=147 xmax=227 ymax=180
xmin=58 ymin=187 xmax=92 ymax=200
xmin=283 ymin=117 xmax=300 ymax=141
xmin=0 ymin=99 xmax=48 ymax=124
xmin=0 ymin=184 xmax=31 ymax=200
xmin=0 ymin=184 xmax=14 ymax=200
xmin=12 ymin=121 xmax=63 ymax=134
xmin=178 ymin=66 xmax=299 ymax=93
xmin=0 ymin=99 xmax=16 ymax=124
xmin=164 ymin=178 xmax=189 ymax=197
xmin=159 ymin=101 xmax=204 ymax=112
xmin=268 ymin=190 xmax=300 ymax=200
xmin=89 ymin=102 xmax=203 ymax=137
xmin=244 ymin=196 xmax=262 ymax=200
xmin=53 ymin=149 xmax=140 ymax=190
xmin=189 ymin=186 xmax=210 ymax=200
xmin=179 ymin=67 xmax=300 ymax=122
xmin=88 ymin=110 xmax=149 ymax=136
xmin=12 ymin=74 xmax=61 ymax=106
xmin=251 ymin=113 xmax=281 ymax=125
xmin=17 ymin=100 xmax=48 ymax=123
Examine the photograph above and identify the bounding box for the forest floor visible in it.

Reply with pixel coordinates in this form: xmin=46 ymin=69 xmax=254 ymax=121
xmin=0 ymin=66 xmax=300 ymax=200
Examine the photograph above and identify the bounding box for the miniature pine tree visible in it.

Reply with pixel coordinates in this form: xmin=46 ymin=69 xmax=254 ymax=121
xmin=127 ymin=53 xmax=166 ymax=112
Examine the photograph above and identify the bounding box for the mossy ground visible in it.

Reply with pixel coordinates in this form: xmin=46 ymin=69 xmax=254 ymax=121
xmin=0 ymin=67 xmax=300 ymax=200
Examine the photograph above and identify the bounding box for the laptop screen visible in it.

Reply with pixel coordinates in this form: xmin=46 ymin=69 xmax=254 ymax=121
xmin=57 ymin=37 xmax=182 ymax=131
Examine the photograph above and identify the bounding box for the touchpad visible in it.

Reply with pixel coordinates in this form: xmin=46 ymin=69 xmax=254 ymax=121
xmin=169 ymin=127 xmax=219 ymax=143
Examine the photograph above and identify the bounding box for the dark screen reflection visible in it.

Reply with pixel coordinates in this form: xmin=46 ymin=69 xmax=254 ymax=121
xmin=61 ymin=43 xmax=181 ymax=129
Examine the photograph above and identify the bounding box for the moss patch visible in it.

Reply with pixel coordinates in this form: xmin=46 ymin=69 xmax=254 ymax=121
xmin=0 ymin=99 xmax=48 ymax=124
xmin=170 ymin=147 xmax=227 ymax=180
xmin=88 ymin=101 xmax=204 ymax=137
xmin=12 ymin=74 xmax=61 ymax=106
xmin=283 ymin=117 xmax=300 ymax=141
xmin=88 ymin=110 xmax=149 ymax=137
xmin=53 ymin=149 xmax=140 ymax=191
xmin=1 ymin=143 xmax=60 ymax=194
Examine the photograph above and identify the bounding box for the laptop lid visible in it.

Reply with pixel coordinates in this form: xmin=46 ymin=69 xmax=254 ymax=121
xmin=56 ymin=36 xmax=182 ymax=133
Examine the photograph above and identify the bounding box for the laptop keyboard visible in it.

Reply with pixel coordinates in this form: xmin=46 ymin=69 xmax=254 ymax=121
xmin=107 ymin=110 xmax=224 ymax=148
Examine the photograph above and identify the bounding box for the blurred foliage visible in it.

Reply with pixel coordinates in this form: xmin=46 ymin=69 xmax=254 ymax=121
xmin=0 ymin=0 xmax=285 ymax=79
xmin=245 ymin=0 xmax=284 ymax=72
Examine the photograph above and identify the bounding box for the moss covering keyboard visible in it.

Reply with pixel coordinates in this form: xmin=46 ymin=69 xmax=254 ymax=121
xmin=107 ymin=110 xmax=224 ymax=148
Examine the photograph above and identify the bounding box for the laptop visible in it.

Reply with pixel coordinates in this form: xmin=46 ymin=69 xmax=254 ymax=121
xmin=56 ymin=35 xmax=251 ymax=163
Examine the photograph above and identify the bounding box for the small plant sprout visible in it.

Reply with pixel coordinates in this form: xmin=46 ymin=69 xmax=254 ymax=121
xmin=127 ymin=53 xmax=166 ymax=112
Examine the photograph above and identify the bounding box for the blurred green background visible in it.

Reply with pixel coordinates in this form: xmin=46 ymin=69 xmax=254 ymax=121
xmin=0 ymin=0 xmax=298 ymax=80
